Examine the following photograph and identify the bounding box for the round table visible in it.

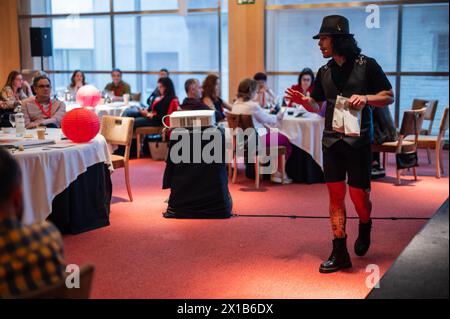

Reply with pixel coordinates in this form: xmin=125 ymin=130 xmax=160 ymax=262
xmin=278 ymin=110 xmax=325 ymax=169
xmin=220 ymin=108 xmax=325 ymax=183
xmin=1 ymin=128 xmax=112 ymax=232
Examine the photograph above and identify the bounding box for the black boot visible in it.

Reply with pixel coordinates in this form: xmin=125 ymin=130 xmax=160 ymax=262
xmin=354 ymin=219 xmax=372 ymax=257
xmin=319 ymin=237 xmax=352 ymax=273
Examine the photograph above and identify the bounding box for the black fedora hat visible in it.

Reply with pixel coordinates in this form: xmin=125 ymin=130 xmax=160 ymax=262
xmin=313 ymin=15 xmax=353 ymax=39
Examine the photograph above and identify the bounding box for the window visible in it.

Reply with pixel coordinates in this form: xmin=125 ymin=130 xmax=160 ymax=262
xmin=401 ymin=4 xmax=449 ymax=72
xmin=266 ymin=1 xmax=449 ymax=136
xmin=266 ymin=5 xmax=398 ymax=74
xmin=400 ymin=76 xmax=449 ymax=137
xmin=434 ymin=33 xmax=449 ymax=71
xmin=267 ymin=0 xmax=392 ymax=4
xmin=18 ymin=0 xmax=225 ymax=103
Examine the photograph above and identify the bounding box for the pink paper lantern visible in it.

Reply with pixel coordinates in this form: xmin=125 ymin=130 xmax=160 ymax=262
xmin=62 ymin=108 xmax=100 ymax=143
xmin=76 ymin=85 xmax=102 ymax=108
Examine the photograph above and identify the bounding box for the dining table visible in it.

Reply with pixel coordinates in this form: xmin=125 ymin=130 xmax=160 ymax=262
xmin=221 ymin=107 xmax=325 ymax=184
xmin=277 ymin=109 xmax=325 ymax=184
xmin=0 ymin=128 xmax=113 ymax=234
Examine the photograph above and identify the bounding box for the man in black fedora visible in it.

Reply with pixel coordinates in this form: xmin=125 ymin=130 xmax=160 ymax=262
xmin=285 ymin=15 xmax=394 ymax=273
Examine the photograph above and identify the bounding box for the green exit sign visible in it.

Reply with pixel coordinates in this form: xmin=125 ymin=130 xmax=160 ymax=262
xmin=238 ymin=0 xmax=255 ymax=4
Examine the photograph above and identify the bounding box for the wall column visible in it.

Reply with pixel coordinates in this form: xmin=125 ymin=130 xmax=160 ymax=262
xmin=228 ymin=0 xmax=265 ymax=102
xmin=0 ymin=0 xmax=21 ymax=83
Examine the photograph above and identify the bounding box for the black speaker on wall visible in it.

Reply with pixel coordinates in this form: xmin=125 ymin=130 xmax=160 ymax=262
xmin=30 ymin=27 xmax=53 ymax=57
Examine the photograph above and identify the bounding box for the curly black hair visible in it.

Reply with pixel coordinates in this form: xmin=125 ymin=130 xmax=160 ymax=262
xmin=331 ymin=35 xmax=362 ymax=61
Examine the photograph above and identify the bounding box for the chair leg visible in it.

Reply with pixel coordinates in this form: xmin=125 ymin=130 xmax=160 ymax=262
xmin=124 ymin=163 xmax=133 ymax=202
xmin=383 ymin=152 xmax=387 ymax=169
xmin=436 ymin=145 xmax=444 ymax=178
xmin=396 ymin=169 xmax=401 ymax=185
xmin=426 ymin=148 xmax=432 ymax=164
xmin=136 ymin=134 xmax=141 ymax=159
xmin=255 ymin=156 xmax=260 ymax=189
xmin=413 ymin=166 xmax=417 ymax=181
xmin=232 ymin=155 xmax=238 ymax=184
xmin=281 ymin=154 xmax=286 ymax=185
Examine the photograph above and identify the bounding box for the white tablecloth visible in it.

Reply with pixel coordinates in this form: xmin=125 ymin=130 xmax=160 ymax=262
xmin=2 ymin=128 xmax=112 ymax=225
xmin=66 ymin=101 xmax=140 ymax=119
xmin=277 ymin=111 xmax=325 ymax=168
xmin=221 ymin=109 xmax=325 ymax=168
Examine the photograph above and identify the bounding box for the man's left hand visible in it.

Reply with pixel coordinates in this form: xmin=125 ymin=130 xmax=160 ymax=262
xmin=348 ymin=95 xmax=368 ymax=110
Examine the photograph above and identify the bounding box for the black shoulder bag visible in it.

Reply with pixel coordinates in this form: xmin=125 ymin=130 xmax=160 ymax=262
xmin=396 ymin=114 xmax=419 ymax=169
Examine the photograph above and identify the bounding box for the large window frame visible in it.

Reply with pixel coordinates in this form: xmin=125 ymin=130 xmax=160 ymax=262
xmin=265 ymin=0 xmax=449 ymax=129
xmin=17 ymin=0 xmax=226 ymax=100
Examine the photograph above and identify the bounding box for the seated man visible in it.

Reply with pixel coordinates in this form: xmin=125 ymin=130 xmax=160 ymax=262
xmin=181 ymin=78 xmax=224 ymax=124
xmin=104 ymin=69 xmax=131 ymax=102
xmin=253 ymin=72 xmax=277 ymax=109
xmin=0 ymin=148 xmax=65 ymax=298
xmin=21 ymin=75 xmax=66 ymax=129
xmin=180 ymin=78 xmax=209 ymax=111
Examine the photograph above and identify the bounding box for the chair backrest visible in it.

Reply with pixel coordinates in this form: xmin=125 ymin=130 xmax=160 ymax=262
xmin=226 ymin=113 xmax=254 ymax=131
xmin=439 ymin=107 xmax=449 ymax=135
xmin=101 ymin=116 xmax=134 ymax=146
xmin=399 ymin=108 xmax=426 ymax=137
xmin=101 ymin=116 xmax=134 ymax=159
xmin=411 ymin=99 xmax=439 ymax=132
xmin=131 ymin=92 xmax=141 ymax=102
xmin=21 ymin=264 xmax=95 ymax=299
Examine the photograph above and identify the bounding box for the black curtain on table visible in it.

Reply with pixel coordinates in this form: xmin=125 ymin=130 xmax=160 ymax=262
xmin=285 ymin=145 xmax=325 ymax=184
xmin=47 ymin=163 xmax=112 ymax=234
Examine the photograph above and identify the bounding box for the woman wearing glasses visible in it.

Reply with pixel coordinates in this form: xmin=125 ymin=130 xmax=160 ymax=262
xmin=21 ymin=75 xmax=66 ymax=129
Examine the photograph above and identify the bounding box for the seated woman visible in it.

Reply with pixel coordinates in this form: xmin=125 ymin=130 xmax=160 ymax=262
xmin=0 ymin=71 xmax=33 ymax=127
xmin=287 ymin=68 xmax=326 ymax=117
xmin=202 ymin=74 xmax=231 ymax=122
xmin=231 ymin=78 xmax=292 ymax=184
xmin=122 ymin=77 xmax=179 ymax=129
xmin=67 ymin=70 xmax=86 ymax=101
xmin=21 ymin=75 xmax=66 ymax=129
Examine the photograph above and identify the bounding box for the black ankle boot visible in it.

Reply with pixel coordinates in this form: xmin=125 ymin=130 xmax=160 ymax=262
xmin=319 ymin=237 xmax=352 ymax=273
xmin=354 ymin=219 xmax=372 ymax=257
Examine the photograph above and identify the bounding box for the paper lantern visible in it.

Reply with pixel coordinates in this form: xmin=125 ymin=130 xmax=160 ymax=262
xmin=76 ymin=85 xmax=102 ymax=108
xmin=61 ymin=108 xmax=100 ymax=143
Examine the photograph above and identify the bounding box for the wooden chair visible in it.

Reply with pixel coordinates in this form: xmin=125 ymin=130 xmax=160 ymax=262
xmin=101 ymin=116 xmax=135 ymax=201
xmin=131 ymin=92 xmax=141 ymax=102
xmin=406 ymin=107 xmax=449 ymax=178
xmin=411 ymin=99 xmax=439 ymax=163
xmin=373 ymin=108 xmax=426 ymax=185
xmin=135 ymin=126 xmax=165 ymax=159
xmin=20 ymin=264 xmax=95 ymax=299
xmin=226 ymin=113 xmax=287 ymax=189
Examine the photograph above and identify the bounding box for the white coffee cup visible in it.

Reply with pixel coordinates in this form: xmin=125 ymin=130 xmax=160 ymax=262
xmin=123 ymin=94 xmax=130 ymax=106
